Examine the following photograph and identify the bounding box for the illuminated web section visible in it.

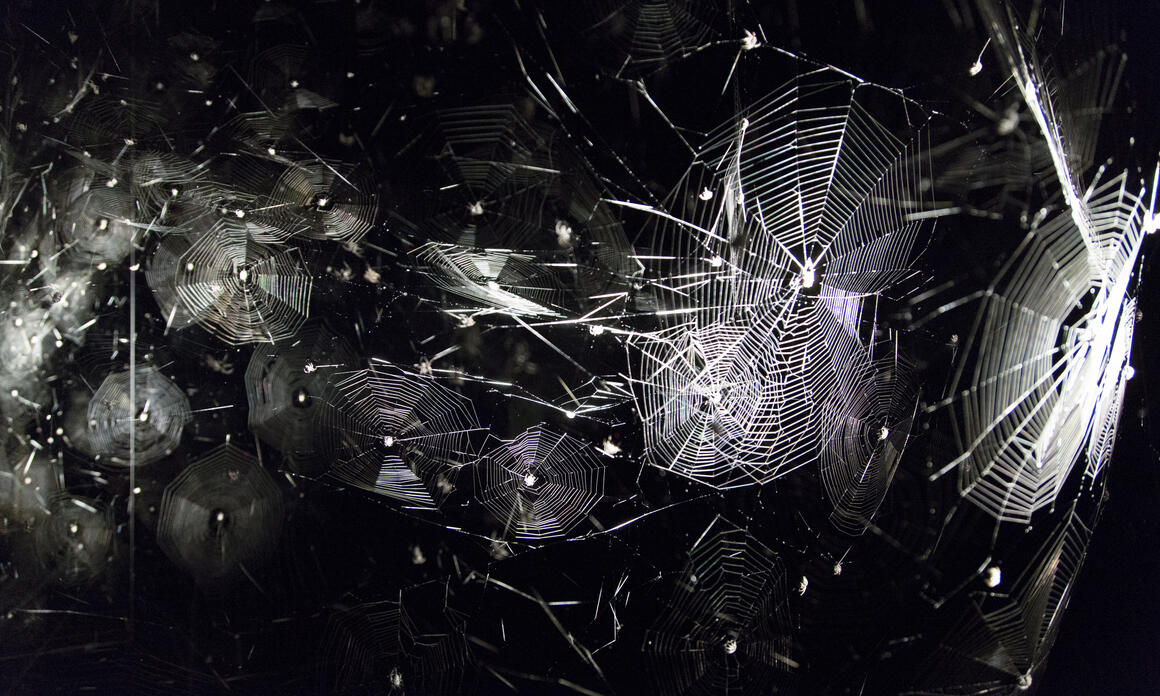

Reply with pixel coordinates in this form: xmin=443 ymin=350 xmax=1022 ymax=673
xmin=564 ymin=0 xmax=720 ymax=77
xmin=252 ymin=162 xmax=378 ymax=245
xmin=405 ymin=102 xmax=634 ymax=310
xmin=411 ymin=242 xmax=568 ymax=319
xmin=317 ymin=361 xmax=482 ymax=509
xmin=918 ymin=508 xmax=1091 ymax=694
xmin=643 ymin=517 xmax=798 ymax=695
xmin=87 ymin=366 xmax=191 ymax=467
xmin=932 ymin=1 xmax=1155 ymax=524
xmin=54 ymin=184 xmax=141 ymax=267
xmin=156 ymin=442 xmax=285 ymax=591
xmin=34 ymin=494 xmax=113 ymax=586
xmin=318 ymin=584 xmax=471 ymax=695
xmin=476 ymin=424 xmax=606 ymax=541
xmin=819 ymin=352 xmax=919 ymax=536
xmin=630 ymin=72 xmax=930 ymax=489
xmin=169 ymin=219 xmax=313 ymax=344
xmin=245 ymin=320 xmax=360 ymax=476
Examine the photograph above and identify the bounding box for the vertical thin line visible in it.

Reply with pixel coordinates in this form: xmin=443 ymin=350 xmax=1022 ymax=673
xmin=128 ymin=243 xmax=137 ymax=634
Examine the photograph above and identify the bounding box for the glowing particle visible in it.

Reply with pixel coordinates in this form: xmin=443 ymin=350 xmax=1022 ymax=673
xmin=699 ymin=187 xmax=713 ymax=200
xmin=985 ymin=566 xmax=1001 ymax=587
xmin=801 ymin=260 xmax=816 ymax=289
xmin=741 ymin=30 xmax=760 ymax=51
xmin=555 ymin=219 xmax=573 ymax=246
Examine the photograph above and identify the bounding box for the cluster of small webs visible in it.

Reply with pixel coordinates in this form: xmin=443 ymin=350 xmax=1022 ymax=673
xmin=72 ymin=332 xmax=609 ymax=548
xmin=627 ymin=71 xmax=929 ymax=535
xmin=248 ymin=333 xmax=608 ymax=541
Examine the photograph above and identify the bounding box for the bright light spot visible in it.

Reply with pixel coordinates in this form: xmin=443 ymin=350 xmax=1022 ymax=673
xmin=969 ymin=60 xmax=983 ymax=76
xmin=709 ymin=255 xmax=724 ymax=268
xmin=741 ymin=30 xmax=760 ymax=51
xmin=1124 ymin=365 xmax=1136 ymax=380
xmin=383 ymin=435 xmax=395 ymax=447
xmin=523 ymin=472 xmax=538 ymax=487
xmin=878 ymin=426 xmax=890 ymax=441
xmin=555 ymin=219 xmax=573 ymax=246
xmin=985 ymin=566 xmax=1001 ymax=587
xmin=699 ymin=187 xmax=713 ymax=200
xmin=722 ymin=637 xmax=739 ymax=654
xmin=801 ymin=260 xmax=816 ymax=289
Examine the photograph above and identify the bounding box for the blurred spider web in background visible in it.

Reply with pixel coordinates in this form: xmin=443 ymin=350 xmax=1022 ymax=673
xmin=0 ymin=0 xmax=1156 ymax=694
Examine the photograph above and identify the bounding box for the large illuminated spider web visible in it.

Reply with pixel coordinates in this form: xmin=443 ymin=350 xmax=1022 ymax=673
xmin=930 ymin=0 xmax=1155 ymax=524
xmin=630 ymin=71 xmax=931 ymax=491
xmin=168 ymin=219 xmax=313 ymax=345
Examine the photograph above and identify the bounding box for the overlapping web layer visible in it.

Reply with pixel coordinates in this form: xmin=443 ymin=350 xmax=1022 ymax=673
xmin=412 ymin=242 xmax=568 ymax=319
xmin=933 ymin=0 xmax=1155 ymax=524
xmin=402 ymin=103 xmax=634 ymax=322
xmin=819 ymin=352 xmax=919 ymax=536
xmin=318 ymin=584 xmax=471 ymax=695
xmin=34 ymin=494 xmax=113 ymax=586
xmin=87 ymin=365 xmax=191 ymax=467
xmin=251 ymin=162 xmax=378 ymax=245
xmin=919 ymin=507 xmax=1091 ymax=694
xmin=631 ymin=73 xmax=930 ymax=493
xmin=477 ymin=424 xmax=606 ymax=540
xmin=169 ymin=219 xmax=313 ymax=344
xmin=317 ymin=361 xmax=482 ymax=509
xmin=157 ymin=442 xmax=285 ymax=591
xmin=245 ymin=319 xmax=360 ymax=477
xmin=643 ymin=517 xmax=798 ymax=695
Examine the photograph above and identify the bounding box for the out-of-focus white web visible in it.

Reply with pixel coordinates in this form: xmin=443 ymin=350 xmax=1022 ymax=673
xmin=87 ymin=365 xmax=191 ymax=467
